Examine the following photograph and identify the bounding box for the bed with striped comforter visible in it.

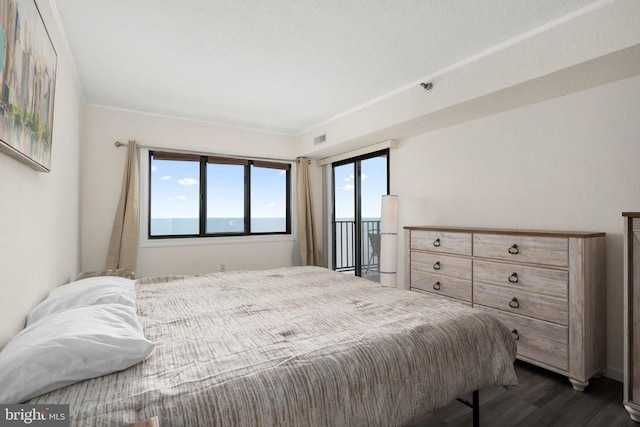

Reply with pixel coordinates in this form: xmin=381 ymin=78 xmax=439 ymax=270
xmin=29 ymin=266 xmax=517 ymax=426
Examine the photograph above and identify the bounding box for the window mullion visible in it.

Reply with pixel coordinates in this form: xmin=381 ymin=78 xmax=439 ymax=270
xmin=286 ymin=168 xmax=291 ymax=234
xmin=245 ymin=163 xmax=251 ymax=233
xmin=200 ymin=156 xmax=207 ymax=236
xmin=148 ymin=152 xmax=153 ymax=239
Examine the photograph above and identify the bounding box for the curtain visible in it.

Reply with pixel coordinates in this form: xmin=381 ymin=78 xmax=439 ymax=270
xmin=107 ymin=140 xmax=140 ymax=270
xmin=297 ymin=158 xmax=324 ymax=266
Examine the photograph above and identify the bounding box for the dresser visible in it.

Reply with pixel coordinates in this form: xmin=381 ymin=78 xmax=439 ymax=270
xmin=623 ymin=213 xmax=640 ymax=421
xmin=404 ymin=226 xmax=606 ymax=391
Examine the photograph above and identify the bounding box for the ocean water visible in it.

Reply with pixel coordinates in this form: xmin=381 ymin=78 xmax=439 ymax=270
xmin=151 ymin=217 xmax=287 ymax=235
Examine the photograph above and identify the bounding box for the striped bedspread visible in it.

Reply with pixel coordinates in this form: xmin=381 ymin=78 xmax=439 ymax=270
xmin=29 ymin=266 xmax=517 ymax=426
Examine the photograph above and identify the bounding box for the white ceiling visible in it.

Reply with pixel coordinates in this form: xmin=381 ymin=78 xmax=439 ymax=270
xmin=52 ymin=0 xmax=605 ymax=135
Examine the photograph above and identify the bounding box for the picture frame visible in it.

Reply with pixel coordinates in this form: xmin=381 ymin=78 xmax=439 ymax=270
xmin=0 ymin=0 xmax=57 ymax=172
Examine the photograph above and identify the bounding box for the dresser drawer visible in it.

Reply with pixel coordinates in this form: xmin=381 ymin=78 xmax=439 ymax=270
xmin=474 ymin=283 xmax=568 ymax=325
xmin=473 ymin=234 xmax=568 ymax=267
xmin=478 ymin=306 xmax=568 ymax=371
xmin=411 ymin=231 xmax=472 ymax=256
xmin=473 ymin=259 xmax=568 ymax=298
xmin=411 ymin=252 xmax=471 ymax=280
xmin=411 ymin=271 xmax=472 ymax=302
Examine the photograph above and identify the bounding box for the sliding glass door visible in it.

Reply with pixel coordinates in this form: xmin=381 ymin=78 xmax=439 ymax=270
xmin=332 ymin=150 xmax=388 ymax=282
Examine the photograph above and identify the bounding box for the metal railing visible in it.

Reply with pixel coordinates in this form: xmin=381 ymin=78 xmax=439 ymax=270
xmin=333 ymin=220 xmax=381 ymax=272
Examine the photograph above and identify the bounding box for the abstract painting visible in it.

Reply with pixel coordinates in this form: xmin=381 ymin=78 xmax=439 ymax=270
xmin=0 ymin=0 xmax=57 ymax=172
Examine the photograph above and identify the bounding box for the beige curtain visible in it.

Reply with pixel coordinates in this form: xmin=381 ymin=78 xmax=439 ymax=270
xmin=297 ymin=158 xmax=324 ymax=266
xmin=107 ymin=140 xmax=140 ymax=270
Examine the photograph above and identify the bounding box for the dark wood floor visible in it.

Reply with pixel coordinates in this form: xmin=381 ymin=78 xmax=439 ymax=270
xmin=409 ymin=361 xmax=636 ymax=427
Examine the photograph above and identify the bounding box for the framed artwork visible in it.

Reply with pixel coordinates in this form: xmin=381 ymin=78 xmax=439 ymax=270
xmin=0 ymin=0 xmax=57 ymax=172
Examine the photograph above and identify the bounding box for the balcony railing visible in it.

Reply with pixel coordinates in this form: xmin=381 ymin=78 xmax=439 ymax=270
xmin=333 ymin=220 xmax=381 ymax=272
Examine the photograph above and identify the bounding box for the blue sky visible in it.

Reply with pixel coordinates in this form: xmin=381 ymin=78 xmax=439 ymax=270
xmin=151 ymin=160 xmax=286 ymax=219
xmin=151 ymin=160 xmax=199 ymax=218
xmin=334 ymin=155 xmax=387 ymax=219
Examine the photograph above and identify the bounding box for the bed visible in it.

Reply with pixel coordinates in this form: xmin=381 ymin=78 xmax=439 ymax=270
xmin=8 ymin=266 xmax=517 ymax=426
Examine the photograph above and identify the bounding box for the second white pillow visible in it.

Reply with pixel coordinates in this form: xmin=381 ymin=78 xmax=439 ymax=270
xmin=27 ymin=276 xmax=136 ymax=325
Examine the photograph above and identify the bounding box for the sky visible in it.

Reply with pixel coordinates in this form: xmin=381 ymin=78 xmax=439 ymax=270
xmin=150 ymin=159 xmax=286 ymax=219
xmin=334 ymin=155 xmax=388 ymax=220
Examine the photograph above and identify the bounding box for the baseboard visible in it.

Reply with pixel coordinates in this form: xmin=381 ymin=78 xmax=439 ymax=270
xmin=604 ymin=366 xmax=623 ymax=382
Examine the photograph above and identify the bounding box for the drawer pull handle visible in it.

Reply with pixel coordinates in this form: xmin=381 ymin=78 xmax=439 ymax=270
xmin=433 ymin=261 xmax=441 ymax=270
xmin=433 ymin=281 xmax=441 ymax=291
xmin=509 ymin=297 xmax=520 ymax=309
xmin=508 ymin=244 xmax=520 ymax=255
xmin=508 ymin=272 xmax=519 ymax=283
xmin=512 ymin=329 xmax=520 ymax=341
xmin=433 ymin=238 xmax=441 ymax=247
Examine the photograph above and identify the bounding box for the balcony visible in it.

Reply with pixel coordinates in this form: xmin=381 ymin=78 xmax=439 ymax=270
xmin=333 ymin=219 xmax=381 ymax=282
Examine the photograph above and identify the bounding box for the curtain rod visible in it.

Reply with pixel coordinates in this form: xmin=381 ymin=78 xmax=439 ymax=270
xmin=114 ymin=141 xmax=299 ymax=163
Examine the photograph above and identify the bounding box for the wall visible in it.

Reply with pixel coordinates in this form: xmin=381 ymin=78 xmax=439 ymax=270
xmin=392 ymin=75 xmax=640 ymax=380
xmin=0 ymin=0 xmax=84 ymax=348
xmin=80 ymin=106 xmax=299 ymax=278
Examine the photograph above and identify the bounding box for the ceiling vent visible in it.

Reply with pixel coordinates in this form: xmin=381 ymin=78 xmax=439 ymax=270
xmin=314 ymin=134 xmax=326 ymax=145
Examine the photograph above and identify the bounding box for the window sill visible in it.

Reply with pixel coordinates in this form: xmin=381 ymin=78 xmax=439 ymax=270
xmin=139 ymin=233 xmax=296 ymax=248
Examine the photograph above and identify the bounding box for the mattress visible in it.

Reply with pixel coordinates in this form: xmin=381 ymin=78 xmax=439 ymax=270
xmin=28 ymin=266 xmax=517 ymax=426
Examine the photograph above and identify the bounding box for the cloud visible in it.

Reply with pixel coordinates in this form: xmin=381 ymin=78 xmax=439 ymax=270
xmin=342 ymin=184 xmax=354 ymax=191
xmin=161 ymin=176 xmax=172 ymax=181
xmin=178 ymin=178 xmax=198 ymax=186
xmin=151 ymin=165 xmax=158 ymax=172
xmin=344 ymin=173 xmax=366 ymax=181
xmin=176 ymin=195 xmax=187 ymax=200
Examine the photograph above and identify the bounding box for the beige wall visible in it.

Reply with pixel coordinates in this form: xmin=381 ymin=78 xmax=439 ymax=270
xmin=0 ymin=0 xmax=84 ymax=348
xmin=80 ymin=106 xmax=299 ymax=278
xmin=391 ymin=75 xmax=640 ymax=380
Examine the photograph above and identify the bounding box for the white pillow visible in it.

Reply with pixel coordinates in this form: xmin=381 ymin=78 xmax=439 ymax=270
xmin=27 ymin=276 xmax=136 ymax=325
xmin=0 ymin=304 xmax=155 ymax=403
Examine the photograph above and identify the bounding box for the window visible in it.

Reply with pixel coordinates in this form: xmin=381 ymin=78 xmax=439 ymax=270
xmin=149 ymin=151 xmax=291 ymax=238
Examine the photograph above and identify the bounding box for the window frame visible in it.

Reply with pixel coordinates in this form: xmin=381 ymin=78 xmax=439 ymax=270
xmin=145 ymin=149 xmax=292 ymax=241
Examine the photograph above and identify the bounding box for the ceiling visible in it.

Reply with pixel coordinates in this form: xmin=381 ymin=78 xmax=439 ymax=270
xmin=52 ymin=0 xmax=605 ymax=135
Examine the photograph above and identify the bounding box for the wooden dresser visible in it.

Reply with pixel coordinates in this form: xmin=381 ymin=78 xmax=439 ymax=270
xmin=623 ymin=213 xmax=640 ymax=421
xmin=404 ymin=226 xmax=606 ymax=391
